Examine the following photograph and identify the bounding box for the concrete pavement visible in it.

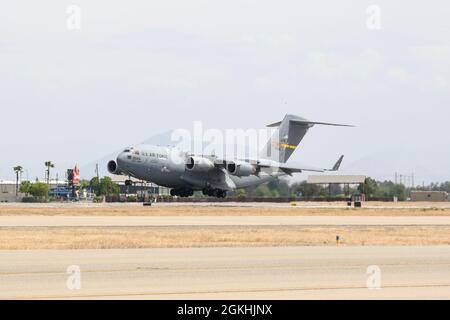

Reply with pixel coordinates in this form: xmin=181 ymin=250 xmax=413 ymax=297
xmin=1 ymin=201 xmax=450 ymax=209
xmin=0 ymin=246 xmax=449 ymax=299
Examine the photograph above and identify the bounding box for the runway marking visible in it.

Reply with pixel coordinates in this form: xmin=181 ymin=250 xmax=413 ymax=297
xmin=2 ymin=262 xmax=450 ymax=276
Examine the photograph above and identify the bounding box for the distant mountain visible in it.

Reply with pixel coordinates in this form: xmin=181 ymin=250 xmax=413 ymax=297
xmin=81 ymin=132 xmax=450 ymax=184
xmin=340 ymin=146 xmax=450 ymax=184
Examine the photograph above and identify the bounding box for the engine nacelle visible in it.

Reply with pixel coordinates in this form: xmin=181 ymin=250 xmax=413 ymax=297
xmin=185 ymin=156 xmax=215 ymax=172
xmin=107 ymin=160 xmax=124 ymax=175
xmin=227 ymin=161 xmax=256 ymax=177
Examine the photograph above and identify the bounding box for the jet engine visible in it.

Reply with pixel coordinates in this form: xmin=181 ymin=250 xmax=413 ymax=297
xmin=227 ymin=161 xmax=256 ymax=177
xmin=185 ymin=156 xmax=215 ymax=172
xmin=107 ymin=160 xmax=124 ymax=175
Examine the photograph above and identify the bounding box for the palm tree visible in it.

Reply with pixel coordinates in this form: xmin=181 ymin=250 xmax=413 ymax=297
xmin=44 ymin=161 xmax=55 ymax=185
xmin=13 ymin=165 xmax=23 ymax=196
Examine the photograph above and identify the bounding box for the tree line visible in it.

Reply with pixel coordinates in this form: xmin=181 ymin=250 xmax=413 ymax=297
xmin=13 ymin=161 xmax=450 ymax=202
xmin=19 ymin=176 xmax=120 ymax=202
xmin=231 ymin=177 xmax=449 ymax=201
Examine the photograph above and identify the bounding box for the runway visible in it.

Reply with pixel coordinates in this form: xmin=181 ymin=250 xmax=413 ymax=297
xmin=1 ymin=215 xmax=450 ymax=227
xmin=1 ymin=201 xmax=450 ymax=209
xmin=0 ymin=246 xmax=449 ymax=299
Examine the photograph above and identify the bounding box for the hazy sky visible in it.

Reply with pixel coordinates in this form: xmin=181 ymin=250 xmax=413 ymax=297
xmin=1 ymin=1 xmax=449 ymax=183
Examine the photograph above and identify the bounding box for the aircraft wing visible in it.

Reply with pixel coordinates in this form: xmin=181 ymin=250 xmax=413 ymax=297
xmin=211 ymin=155 xmax=344 ymax=175
xmin=257 ymin=155 xmax=344 ymax=175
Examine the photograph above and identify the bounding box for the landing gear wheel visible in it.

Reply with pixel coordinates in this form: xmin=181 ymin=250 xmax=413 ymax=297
xmin=175 ymin=188 xmax=193 ymax=197
xmin=216 ymin=190 xmax=227 ymax=198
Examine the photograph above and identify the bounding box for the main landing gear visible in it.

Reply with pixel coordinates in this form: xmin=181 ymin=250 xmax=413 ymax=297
xmin=170 ymin=188 xmax=227 ymax=198
xmin=170 ymin=188 xmax=194 ymax=197
xmin=202 ymin=188 xmax=227 ymax=198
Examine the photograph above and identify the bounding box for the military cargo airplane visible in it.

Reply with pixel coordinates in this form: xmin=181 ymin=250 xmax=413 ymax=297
xmin=107 ymin=114 xmax=352 ymax=198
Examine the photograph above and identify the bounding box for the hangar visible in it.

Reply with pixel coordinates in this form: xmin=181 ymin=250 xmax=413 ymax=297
xmin=307 ymin=175 xmax=366 ymax=185
xmin=307 ymin=175 xmax=367 ymax=203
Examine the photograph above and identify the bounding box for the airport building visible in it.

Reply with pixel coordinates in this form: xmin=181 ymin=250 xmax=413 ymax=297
xmin=0 ymin=180 xmax=76 ymax=202
xmin=410 ymin=191 xmax=449 ymax=202
xmin=110 ymin=175 xmax=170 ymax=197
xmin=1 ymin=176 xmax=170 ymax=202
xmin=0 ymin=181 xmax=21 ymax=202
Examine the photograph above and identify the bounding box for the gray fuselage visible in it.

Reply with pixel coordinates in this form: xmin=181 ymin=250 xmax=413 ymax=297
xmin=115 ymin=145 xmax=282 ymax=191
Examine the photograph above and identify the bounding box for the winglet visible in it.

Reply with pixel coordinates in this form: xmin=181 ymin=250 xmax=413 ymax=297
xmin=327 ymin=155 xmax=344 ymax=171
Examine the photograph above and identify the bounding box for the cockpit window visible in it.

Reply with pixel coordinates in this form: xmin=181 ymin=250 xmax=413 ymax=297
xmin=123 ymin=147 xmax=134 ymax=153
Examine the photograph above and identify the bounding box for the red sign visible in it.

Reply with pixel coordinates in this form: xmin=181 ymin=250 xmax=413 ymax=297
xmin=73 ymin=165 xmax=80 ymax=184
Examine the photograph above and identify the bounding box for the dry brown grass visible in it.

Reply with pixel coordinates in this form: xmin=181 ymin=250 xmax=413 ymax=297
xmin=1 ymin=226 xmax=449 ymax=249
xmin=0 ymin=205 xmax=449 ymax=217
xmin=1 ymin=203 xmax=448 ymax=250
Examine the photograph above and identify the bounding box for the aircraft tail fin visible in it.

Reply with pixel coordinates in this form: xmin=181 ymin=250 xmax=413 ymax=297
xmin=260 ymin=114 xmax=352 ymax=163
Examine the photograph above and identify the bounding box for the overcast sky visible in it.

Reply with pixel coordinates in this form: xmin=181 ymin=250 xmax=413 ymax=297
xmin=1 ymin=1 xmax=449 ymax=183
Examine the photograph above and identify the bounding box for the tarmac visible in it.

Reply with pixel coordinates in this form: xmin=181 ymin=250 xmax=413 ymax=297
xmin=1 ymin=201 xmax=450 ymax=209
xmin=0 ymin=246 xmax=449 ymax=299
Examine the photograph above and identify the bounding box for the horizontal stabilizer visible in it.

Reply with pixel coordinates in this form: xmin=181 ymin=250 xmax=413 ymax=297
xmin=293 ymin=120 xmax=354 ymax=127
xmin=267 ymin=119 xmax=354 ymax=128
